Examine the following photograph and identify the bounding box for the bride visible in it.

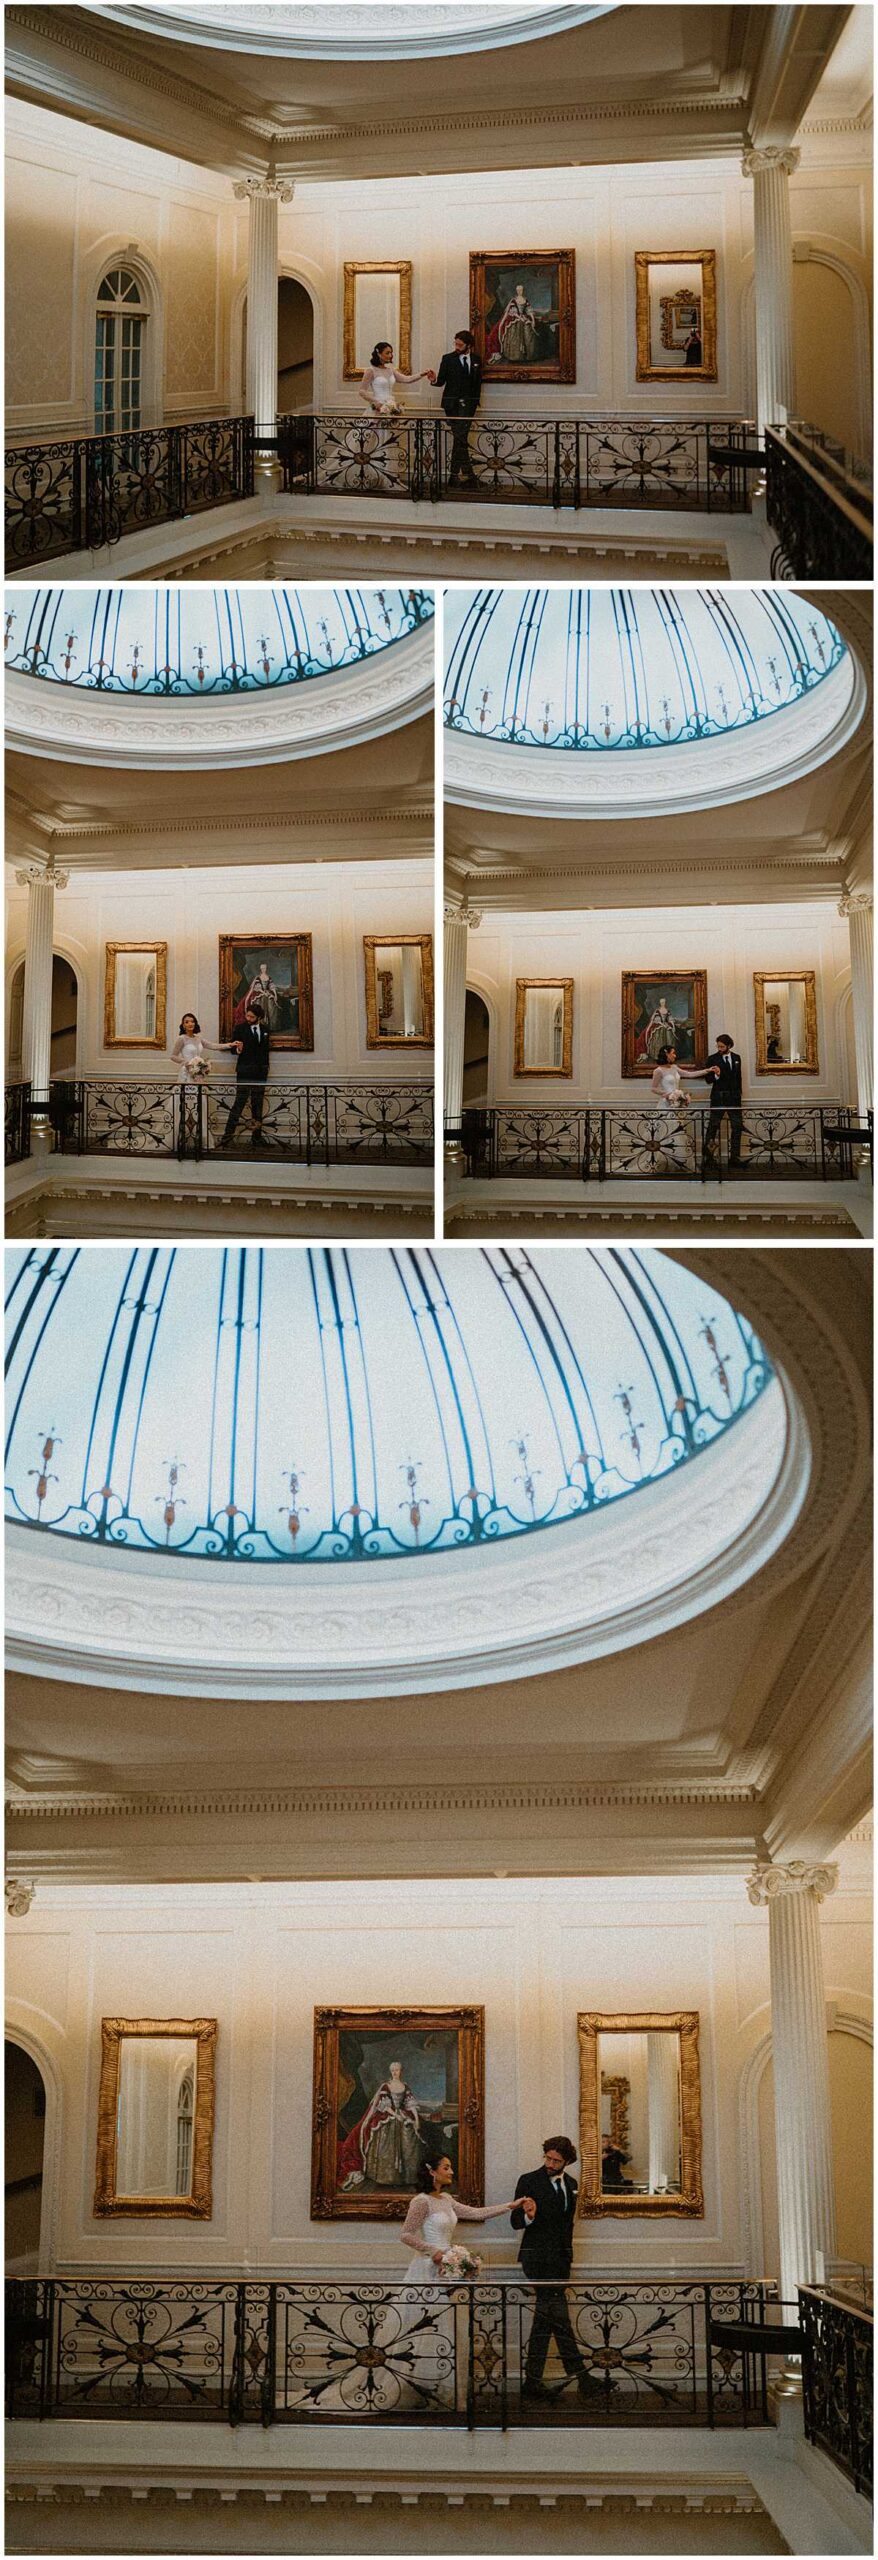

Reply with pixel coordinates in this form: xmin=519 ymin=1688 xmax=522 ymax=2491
xmin=398 ymin=2155 xmax=521 ymax=2408
xmin=650 ymin=1042 xmax=710 ymax=1170
xmin=359 ymin=340 xmax=435 ymax=415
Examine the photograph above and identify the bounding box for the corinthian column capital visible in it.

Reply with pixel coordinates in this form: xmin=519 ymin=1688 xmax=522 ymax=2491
xmin=15 ymin=858 xmax=69 ymax=892
xmin=838 ymin=890 xmax=873 ymax=918
xmin=742 ymin=145 xmax=801 ymax=181
xmin=233 ymin=171 xmax=295 ymax=204
xmin=747 ymin=1858 xmax=838 ymax=1908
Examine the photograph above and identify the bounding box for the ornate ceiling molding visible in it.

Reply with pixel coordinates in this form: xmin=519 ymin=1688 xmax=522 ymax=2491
xmin=7 ymin=1775 xmax=761 ymax=1823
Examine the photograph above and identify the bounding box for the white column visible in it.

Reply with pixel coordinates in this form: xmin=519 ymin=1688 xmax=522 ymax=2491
xmin=647 ymin=2032 xmax=680 ymax=2194
xmin=742 ymin=147 xmax=800 ymax=438
xmin=16 ymin=858 xmax=68 ymax=1108
xmin=747 ymin=1860 xmax=838 ymax=2319
xmin=233 ymin=163 xmax=295 ymax=483
xmin=443 ymin=902 xmax=480 ymax=1137
xmin=839 ymin=892 xmax=873 ymax=1116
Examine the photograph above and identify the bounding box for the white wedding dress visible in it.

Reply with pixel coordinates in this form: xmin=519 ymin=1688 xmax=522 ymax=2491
xmin=402 ymin=2193 xmax=462 ymax=2283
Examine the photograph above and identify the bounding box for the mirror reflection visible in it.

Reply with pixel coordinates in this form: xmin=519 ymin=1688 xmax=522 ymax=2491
xmin=598 ymin=2029 xmax=683 ymax=2197
xmin=365 ymin=935 xmax=433 ymax=1045
xmin=756 ymin=972 xmax=817 ymax=1070
xmin=516 ymin=979 xmax=572 ymax=1076
xmin=344 ymin=262 xmax=412 ymax=380
xmin=636 ymin=252 xmax=717 ymax=381
xmin=105 ymin=943 xmax=166 ymax=1047
xmin=116 ymin=2035 xmax=199 ymax=2199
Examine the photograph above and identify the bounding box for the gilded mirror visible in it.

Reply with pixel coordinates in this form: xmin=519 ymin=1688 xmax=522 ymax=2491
xmin=754 ymin=971 xmax=818 ymax=1073
xmin=514 ymin=978 xmax=573 ymax=1078
xmin=344 ymin=262 xmax=413 ymax=380
xmin=364 ymin=935 xmax=434 ymax=1046
xmin=635 ymin=252 xmax=717 ymax=382
xmin=578 ymin=2011 xmax=703 ymax=2216
xmin=104 ymin=943 xmax=167 ymax=1048
xmin=94 ymin=2018 xmax=217 ymax=2218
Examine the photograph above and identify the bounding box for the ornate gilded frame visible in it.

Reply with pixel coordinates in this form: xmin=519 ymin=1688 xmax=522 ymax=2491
xmin=103 ymin=942 xmax=167 ymax=1049
xmin=635 ymin=250 xmax=717 ymax=382
xmin=578 ymin=2011 xmax=704 ymax=2218
xmin=311 ymin=2005 xmax=485 ymax=2220
xmin=343 ymin=261 xmax=413 ymax=380
xmin=754 ymin=970 xmax=819 ymax=1074
xmin=514 ymin=978 xmax=574 ymax=1078
xmin=93 ymin=2017 xmax=217 ymax=2219
xmin=470 ymin=248 xmax=576 ymax=382
xmin=218 ymin=933 xmax=313 ymax=1051
xmin=622 ymin=970 xmax=708 ymax=1079
xmin=601 ymin=2072 xmax=631 ymax=2153
xmin=363 ymin=933 xmax=434 ymax=1049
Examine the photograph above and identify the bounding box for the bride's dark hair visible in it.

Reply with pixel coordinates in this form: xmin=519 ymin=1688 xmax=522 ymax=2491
xmin=417 ymin=2157 xmax=444 ymax=2192
xmin=371 ymin=342 xmax=393 ymax=364
xmin=655 ymin=1044 xmax=674 ymax=1063
xmin=179 ymin=1014 xmax=201 ymax=1033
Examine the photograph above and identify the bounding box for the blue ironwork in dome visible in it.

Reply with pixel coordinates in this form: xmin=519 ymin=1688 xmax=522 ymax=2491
xmin=5 ymin=586 xmax=434 ymax=698
xmin=5 ymin=1246 xmax=773 ymax=1566
xmin=444 ymin=588 xmax=846 ymax=750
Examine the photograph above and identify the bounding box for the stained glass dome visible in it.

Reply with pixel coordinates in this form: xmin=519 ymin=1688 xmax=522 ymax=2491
xmin=5 ymin=586 xmax=433 ymax=699
xmin=444 ymin=588 xmax=848 ymax=752
xmin=5 ymin=1245 xmax=776 ymax=1567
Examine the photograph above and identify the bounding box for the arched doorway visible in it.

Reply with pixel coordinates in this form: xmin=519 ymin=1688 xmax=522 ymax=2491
xmin=277 ymin=278 xmax=314 ymax=412
xmin=463 ymin=988 xmax=491 ymax=1105
xmin=7 ymin=956 xmax=78 ymax=1081
xmin=5 ymin=2041 xmax=46 ymax=2274
xmin=241 ymin=279 xmax=315 ymax=414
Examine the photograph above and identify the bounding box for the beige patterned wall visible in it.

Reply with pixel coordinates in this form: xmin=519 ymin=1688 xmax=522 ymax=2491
xmin=6 ymin=159 xmax=78 ymax=414
xmin=164 ymin=206 xmax=224 ymax=409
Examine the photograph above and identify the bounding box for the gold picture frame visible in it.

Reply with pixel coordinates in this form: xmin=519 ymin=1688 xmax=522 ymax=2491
xmin=104 ymin=943 xmax=167 ymax=1049
xmin=311 ymin=2005 xmax=485 ymax=2220
xmin=364 ymin=934 xmax=434 ymax=1048
xmin=93 ymin=2017 xmax=217 ymax=2219
xmin=753 ymin=970 xmax=819 ymax=1073
xmin=578 ymin=2010 xmax=704 ymax=2218
xmin=635 ymin=251 xmax=717 ymax=382
xmin=343 ymin=261 xmax=413 ymax=380
xmin=514 ymin=978 xmax=574 ymax=1079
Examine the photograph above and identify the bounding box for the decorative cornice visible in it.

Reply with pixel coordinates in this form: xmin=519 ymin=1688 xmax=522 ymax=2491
xmin=7 ymin=803 xmax=430 ymax=851
xmin=746 ymin=1858 xmax=838 ymax=1906
xmin=7 ymin=1777 xmax=762 ymax=1824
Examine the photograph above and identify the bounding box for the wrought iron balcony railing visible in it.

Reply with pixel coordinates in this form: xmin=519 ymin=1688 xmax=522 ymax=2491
xmin=4 ymin=415 xmax=255 ymax=571
xmin=277 ymin=411 xmax=756 ymax=515
xmin=5 ymin=1079 xmax=434 ymax=1169
xmin=799 ymin=2283 xmax=873 ymax=2501
xmin=450 ymin=1103 xmax=872 ymax=1185
xmin=6 ymin=2275 xmax=778 ymax=2432
xmin=765 ymin=423 xmax=873 ymax=581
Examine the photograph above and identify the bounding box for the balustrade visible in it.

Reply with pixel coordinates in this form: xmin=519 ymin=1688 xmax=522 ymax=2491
xmin=5 ymin=1080 xmax=433 ymax=1169
xmin=449 ymin=1104 xmax=872 ymax=1185
xmin=5 ymin=416 xmax=254 ymax=570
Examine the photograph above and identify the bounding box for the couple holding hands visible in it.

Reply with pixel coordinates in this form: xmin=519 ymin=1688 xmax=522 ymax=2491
xmin=401 ymin=2133 xmax=604 ymax=2400
xmin=359 ymin=331 xmax=482 ymax=485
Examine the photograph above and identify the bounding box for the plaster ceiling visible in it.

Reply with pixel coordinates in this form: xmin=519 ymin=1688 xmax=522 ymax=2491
xmin=4 ymin=707 xmax=433 ymax=871
xmin=4 ymin=4 xmax=857 ymax=179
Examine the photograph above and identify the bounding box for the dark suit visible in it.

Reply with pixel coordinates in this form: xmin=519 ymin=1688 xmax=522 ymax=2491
xmin=511 ymin=2166 xmax=587 ymax=2393
xmin=436 ymin=350 xmax=482 ymax=483
xmin=222 ymin=1016 xmax=270 ymax=1143
xmin=704 ymin=1048 xmax=744 ymax=1166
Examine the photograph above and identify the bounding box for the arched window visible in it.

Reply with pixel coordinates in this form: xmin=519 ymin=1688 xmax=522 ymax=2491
xmin=94 ymin=268 xmax=146 ymax=435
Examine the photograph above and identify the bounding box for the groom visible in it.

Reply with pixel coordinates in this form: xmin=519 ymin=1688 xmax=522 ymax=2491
xmin=435 ymin=329 xmax=482 ymax=486
xmin=703 ymin=1031 xmax=744 ymax=1168
xmin=511 ymin=2135 xmax=603 ymax=2400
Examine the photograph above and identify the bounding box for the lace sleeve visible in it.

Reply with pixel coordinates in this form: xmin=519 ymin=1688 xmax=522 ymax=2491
xmin=400 ymin=2193 xmax=433 ymax=2253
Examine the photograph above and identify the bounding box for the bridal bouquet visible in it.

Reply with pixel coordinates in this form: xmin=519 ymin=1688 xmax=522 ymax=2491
xmin=186 ymin=1058 xmax=211 ymax=1083
xmin=440 ymin=2246 xmax=481 ymax=2281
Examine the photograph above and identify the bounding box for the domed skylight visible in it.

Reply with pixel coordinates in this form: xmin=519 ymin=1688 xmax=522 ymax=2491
xmin=93 ymin=4 xmax=613 ymax=57
xmin=5 ymin=586 xmax=433 ymax=699
xmin=444 ymin=587 xmax=847 ymax=751
xmin=5 ymin=1245 xmax=775 ymax=1567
